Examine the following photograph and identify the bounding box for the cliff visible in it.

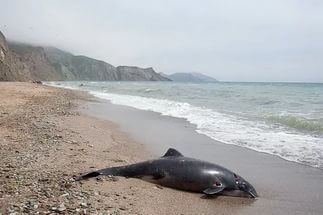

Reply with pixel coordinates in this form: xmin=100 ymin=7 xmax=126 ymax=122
xmin=0 ymin=31 xmax=170 ymax=82
xmin=0 ymin=34 xmax=33 ymax=81
xmin=116 ymin=66 xmax=169 ymax=81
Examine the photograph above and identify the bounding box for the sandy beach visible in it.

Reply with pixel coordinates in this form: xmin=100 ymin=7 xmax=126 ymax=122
xmin=1 ymin=82 xmax=323 ymax=215
xmin=0 ymin=82 xmax=248 ymax=215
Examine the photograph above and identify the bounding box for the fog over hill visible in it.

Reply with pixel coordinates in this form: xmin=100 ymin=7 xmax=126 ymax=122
xmin=0 ymin=31 xmax=170 ymax=82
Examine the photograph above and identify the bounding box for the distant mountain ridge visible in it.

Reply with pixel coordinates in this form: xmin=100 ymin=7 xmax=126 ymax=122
xmin=162 ymin=72 xmax=218 ymax=82
xmin=0 ymin=31 xmax=170 ymax=82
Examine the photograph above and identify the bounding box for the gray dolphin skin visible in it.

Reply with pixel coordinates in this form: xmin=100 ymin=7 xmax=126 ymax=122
xmin=77 ymin=148 xmax=258 ymax=198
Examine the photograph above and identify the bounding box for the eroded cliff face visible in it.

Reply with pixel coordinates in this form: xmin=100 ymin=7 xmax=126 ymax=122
xmin=0 ymin=31 xmax=22 ymax=81
xmin=0 ymin=32 xmax=56 ymax=81
xmin=0 ymin=31 xmax=170 ymax=82
xmin=9 ymin=43 xmax=63 ymax=81
xmin=44 ymin=47 xmax=170 ymax=81
xmin=116 ymin=66 xmax=170 ymax=81
xmin=0 ymin=31 xmax=8 ymax=53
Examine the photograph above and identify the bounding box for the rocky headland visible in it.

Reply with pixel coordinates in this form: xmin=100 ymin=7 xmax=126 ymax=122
xmin=0 ymin=31 xmax=170 ymax=82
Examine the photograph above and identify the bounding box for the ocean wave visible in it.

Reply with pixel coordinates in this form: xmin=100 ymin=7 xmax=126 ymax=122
xmin=268 ymin=115 xmax=323 ymax=135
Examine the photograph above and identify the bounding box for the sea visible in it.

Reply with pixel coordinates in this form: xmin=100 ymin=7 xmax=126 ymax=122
xmin=45 ymin=81 xmax=323 ymax=169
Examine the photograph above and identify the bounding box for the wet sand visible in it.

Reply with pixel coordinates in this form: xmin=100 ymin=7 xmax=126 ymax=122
xmin=1 ymin=82 xmax=323 ymax=214
xmin=84 ymin=99 xmax=323 ymax=215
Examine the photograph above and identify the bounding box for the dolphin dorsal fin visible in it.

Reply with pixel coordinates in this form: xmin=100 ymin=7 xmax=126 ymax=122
xmin=162 ymin=148 xmax=183 ymax=157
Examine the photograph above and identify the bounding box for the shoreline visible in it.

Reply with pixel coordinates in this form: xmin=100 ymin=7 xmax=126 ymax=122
xmin=0 ymin=82 xmax=249 ymax=214
xmin=1 ymin=82 xmax=323 ymax=214
xmin=83 ymin=96 xmax=323 ymax=215
xmin=45 ymin=81 xmax=323 ymax=171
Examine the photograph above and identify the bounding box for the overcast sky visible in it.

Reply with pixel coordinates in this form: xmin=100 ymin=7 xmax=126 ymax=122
xmin=1 ymin=0 xmax=322 ymax=82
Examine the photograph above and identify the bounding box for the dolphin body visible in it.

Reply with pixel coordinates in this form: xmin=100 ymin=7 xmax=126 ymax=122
xmin=77 ymin=148 xmax=258 ymax=198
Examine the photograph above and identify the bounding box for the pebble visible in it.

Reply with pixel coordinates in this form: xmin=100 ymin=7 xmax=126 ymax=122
xmin=96 ymin=177 xmax=104 ymax=182
xmin=119 ymin=206 xmax=128 ymax=211
xmin=80 ymin=202 xmax=87 ymax=208
xmin=59 ymin=193 xmax=69 ymax=198
xmin=57 ymin=203 xmax=66 ymax=212
xmin=94 ymin=191 xmax=99 ymax=196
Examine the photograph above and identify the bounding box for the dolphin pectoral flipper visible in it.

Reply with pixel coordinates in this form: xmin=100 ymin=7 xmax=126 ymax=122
xmin=153 ymin=171 xmax=166 ymax=180
xmin=203 ymin=186 xmax=225 ymax=195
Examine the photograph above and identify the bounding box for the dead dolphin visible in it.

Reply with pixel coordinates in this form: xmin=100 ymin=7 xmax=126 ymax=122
xmin=77 ymin=148 xmax=258 ymax=198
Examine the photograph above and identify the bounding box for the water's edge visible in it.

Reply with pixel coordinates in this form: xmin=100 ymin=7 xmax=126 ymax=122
xmin=45 ymin=81 xmax=323 ymax=169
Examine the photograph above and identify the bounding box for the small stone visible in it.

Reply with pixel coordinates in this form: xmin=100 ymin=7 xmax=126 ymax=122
xmin=80 ymin=202 xmax=87 ymax=208
xmin=59 ymin=193 xmax=69 ymax=198
xmin=96 ymin=177 xmax=104 ymax=182
xmin=119 ymin=206 xmax=128 ymax=211
xmin=107 ymin=175 xmax=119 ymax=182
xmin=57 ymin=203 xmax=66 ymax=212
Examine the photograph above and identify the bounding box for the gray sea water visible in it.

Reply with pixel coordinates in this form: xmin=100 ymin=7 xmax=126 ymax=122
xmin=46 ymin=81 xmax=323 ymax=169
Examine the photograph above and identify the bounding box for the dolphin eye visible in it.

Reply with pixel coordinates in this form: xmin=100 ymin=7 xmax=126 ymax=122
xmin=213 ymin=181 xmax=222 ymax=187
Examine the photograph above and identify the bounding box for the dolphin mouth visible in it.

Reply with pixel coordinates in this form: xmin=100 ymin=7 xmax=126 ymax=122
xmin=246 ymin=189 xmax=258 ymax=198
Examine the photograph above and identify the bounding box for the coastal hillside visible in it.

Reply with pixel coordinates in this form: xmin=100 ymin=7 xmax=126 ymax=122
xmin=1 ymin=31 xmax=55 ymax=81
xmin=44 ymin=47 xmax=170 ymax=81
xmin=162 ymin=72 xmax=218 ymax=82
xmin=0 ymin=31 xmax=170 ymax=82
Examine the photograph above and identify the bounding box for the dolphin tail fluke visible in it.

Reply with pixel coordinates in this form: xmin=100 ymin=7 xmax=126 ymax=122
xmin=75 ymin=171 xmax=101 ymax=181
xmin=76 ymin=167 xmax=116 ymax=181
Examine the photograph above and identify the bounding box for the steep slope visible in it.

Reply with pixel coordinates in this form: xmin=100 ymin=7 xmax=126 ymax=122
xmin=0 ymin=31 xmax=11 ymax=80
xmin=9 ymin=43 xmax=63 ymax=80
xmin=117 ymin=66 xmax=169 ymax=81
xmin=0 ymin=30 xmax=170 ymax=82
xmin=44 ymin=47 xmax=119 ymax=81
xmin=0 ymin=34 xmax=35 ymax=81
xmin=44 ymin=46 xmax=170 ymax=81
